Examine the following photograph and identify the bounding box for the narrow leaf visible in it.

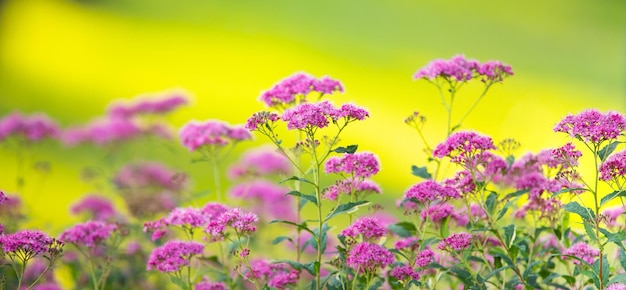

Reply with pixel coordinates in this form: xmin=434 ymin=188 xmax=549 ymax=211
xmin=411 ymin=165 xmax=432 ymax=179
xmin=286 ymin=190 xmax=318 ymax=206
xmin=388 ymin=222 xmax=417 ymax=238
xmin=280 ymin=176 xmax=315 ymax=185
xmin=485 ymin=192 xmax=498 ymax=215
xmin=584 ymin=222 xmax=597 ymax=242
xmin=325 ymin=201 xmax=370 ymax=221
xmin=599 ymin=141 xmax=621 ymax=161
xmin=600 ymin=190 xmax=626 ymax=207
xmin=269 ymin=220 xmax=315 ymax=235
xmin=272 ymin=236 xmax=293 ymax=245
xmin=332 ymin=145 xmax=358 ymax=154
xmin=505 ymin=189 xmax=528 ymax=200
xmin=562 ymin=202 xmax=593 ymax=220
xmin=503 ymin=224 xmax=516 ymax=247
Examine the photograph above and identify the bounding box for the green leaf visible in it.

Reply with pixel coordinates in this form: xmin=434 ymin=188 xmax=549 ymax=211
xmin=440 ymin=216 xmax=450 ymax=238
xmin=276 ymin=260 xmax=317 ymax=276
xmin=503 ymin=224 xmax=516 ymax=247
xmin=599 ymin=141 xmax=621 ymax=161
xmin=269 ymin=220 xmax=315 ymax=235
xmin=505 ymin=189 xmax=528 ymax=200
xmin=272 ymin=236 xmax=293 ymax=245
xmin=388 ymin=222 xmax=417 ymax=238
xmin=449 ymin=267 xmax=474 ymax=286
xmin=620 ymin=248 xmax=626 ymax=271
xmin=562 ymin=202 xmax=594 ymax=220
xmin=332 ymin=145 xmax=358 ymax=154
xmin=286 ymin=190 xmax=318 ymax=206
xmin=483 ymin=265 xmax=512 ymax=282
xmin=324 ymin=201 xmax=370 ymax=221
xmin=601 ymin=228 xmax=626 ymax=250
xmin=600 ymin=190 xmax=626 ymax=207
xmin=411 ymin=165 xmax=432 ymax=179
xmin=496 ymin=201 xmax=513 ymax=221
xmin=485 ymin=192 xmax=498 ymax=215
xmin=280 ymin=176 xmax=315 ymax=185
xmin=552 ymin=187 xmax=587 ymax=197
xmin=610 ymin=273 xmax=626 ymax=285
xmin=170 ymin=275 xmax=187 ymax=289
xmin=584 ymin=222 xmax=597 ymax=242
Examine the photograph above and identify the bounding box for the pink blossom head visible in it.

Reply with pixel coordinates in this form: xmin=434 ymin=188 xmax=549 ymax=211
xmin=346 ymin=242 xmax=394 ymax=274
xmin=390 ymin=264 xmax=420 ymax=282
xmin=607 ymin=283 xmax=626 ymax=290
xmin=394 ymin=237 xmax=419 ymax=251
xmin=0 ymin=111 xmax=59 ymax=142
xmin=0 ymin=229 xmax=55 ymax=256
xmin=413 ymin=55 xmax=479 ymax=81
xmin=179 ymin=120 xmax=251 ymax=151
xmin=147 ymin=240 xmax=204 ymax=273
xmin=164 ymin=207 xmax=208 ymax=228
xmin=433 ymin=131 xmax=496 ymax=164
xmin=205 ymin=208 xmax=258 ymax=240
xmin=324 ymin=152 xmax=381 ymax=178
xmin=70 ymin=195 xmax=117 ymax=221
xmin=59 ymin=221 xmax=117 ymax=249
xmin=195 ymin=278 xmax=227 ymax=290
xmin=259 ymin=72 xmax=344 ymax=108
xmin=62 ymin=117 xmax=143 ymax=146
xmin=229 ymin=180 xmax=294 ymax=221
xmin=600 ymin=150 xmax=626 ymax=182
xmin=403 ymin=180 xmax=460 ymax=205
xmin=420 ymin=203 xmax=455 ymax=224
xmin=107 ymin=93 xmax=188 ymax=119
xmin=245 ymin=111 xmax=280 ymax=131
xmin=437 ymin=232 xmax=473 ymax=251
xmin=228 ymin=147 xmax=292 ymax=178
xmin=563 ymin=242 xmax=599 ymax=265
xmin=554 ymin=110 xmax=626 ymax=144
xmin=549 ymin=143 xmax=582 ymax=169
xmin=341 ymin=216 xmax=387 ymax=242
xmin=476 ymin=61 xmax=514 ymax=83
xmin=114 ymin=161 xmax=185 ymax=192
xmin=416 ymin=248 xmax=435 ymax=267
xmin=443 ymin=171 xmax=476 ymax=195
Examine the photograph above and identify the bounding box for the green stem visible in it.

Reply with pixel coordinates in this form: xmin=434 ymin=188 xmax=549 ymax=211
xmin=310 ymin=130 xmax=323 ymax=290
xmin=455 ymin=82 xmax=493 ymax=128
xmin=212 ymin=160 xmax=222 ymax=202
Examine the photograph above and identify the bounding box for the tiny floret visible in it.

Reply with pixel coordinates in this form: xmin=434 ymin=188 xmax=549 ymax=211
xmin=147 ymin=240 xmax=204 ymax=273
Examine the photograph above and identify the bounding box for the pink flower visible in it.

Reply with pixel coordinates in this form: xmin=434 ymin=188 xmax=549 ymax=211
xmin=413 ymin=55 xmax=512 ymax=83
xmin=394 ymin=237 xmax=419 ymax=251
xmin=228 ymin=147 xmax=292 ymax=178
xmin=0 ymin=190 xmax=7 ymax=205
xmin=341 ymin=217 xmax=387 ymax=241
xmin=228 ymin=180 xmax=294 ymax=221
xmin=195 ymin=278 xmax=227 ymax=290
xmin=404 ymin=180 xmax=460 ymax=204
xmin=281 ymin=101 xmax=336 ymax=130
xmin=259 ymin=72 xmax=343 ymax=107
xmin=415 ymin=248 xmax=435 ymax=267
xmin=554 ymin=109 xmax=626 ymax=144
xmin=0 ymin=229 xmax=55 ymax=256
xmin=268 ymin=269 xmax=300 ymax=289
xmin=444 ymin=171 xmax=476 ymax=194
xmin=114 ymin=161 xmax=185 ymax=191
xmin=325 ymin=152 xmax=380 ymax=178
xmin=0 ymin=112 xmax=60 ymax=142
xmin=322 ymin=179 xmax=381 ymax=201
xmin=59 ymin=221 xmax=117 ymax=248
xmin=165 ymin=207 xmax=208 ymax=228
xmin=245 ymin=111 xmax=280 ymax=131
xmin=147 ymin=241 xmax=204 ymax=273
xmin=607 ymin=283 xmax=626 ymax=290
xmin=179 ymin=120 xmax=251 ymax=151
xmin=438 ymin=232 xmax=473 ymax=251
xmin=602 ymin=206 xmax=624 ymax=227
xmin=107 ymin=94 xmax=187 ymax=118
xmin=549 ymin=143 xmax=582 ymax=169
xmin=346 ymin=242 xmax=394 ymax=274
xmin=70 ymin=195 xmax=117 ymax=221
xmin=205 ymin=208 xmax=258 ymax=240
xmin=433 ymin=131 xmax=496 ymax=163
xmin=390 ymin=264 xmax=420 ymax=281
xmin=563 ymin=242 xmax=599 ymax=265
xmin=601 ymin=150 xmax=626 ymax=181
xmin=62 ymin=117 xmax=145 ymax=146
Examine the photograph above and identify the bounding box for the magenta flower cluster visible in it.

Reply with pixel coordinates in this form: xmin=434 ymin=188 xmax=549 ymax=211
xmin=404 ymin=180 xmax=460 ymax=204
xmin=323 ymin=179 xmax=381 ymax=200
xmin=179 ymin=120 xmax=251 ymax=151
xmin=437 ymin=232 xmax=473 ymax=251
xmin=70 ymin=195 xmax=117 ymax=221
xmin=554 ymin=109 xmax=626 ymax=144
xmin=563 ymin=242 xmax=599 ymax=265
xmin=114 ymin=161 xmax=185 ymax=191
xmin=346 ymin=242 xmax=394 ymax=274
xmin=0 ymin=111 xmax=59 ymax=142
xmin=244 ymin=111 xmax=280 ymax=131
xmin=59 ymin=221 xmax=117 ymax=248
xmin=281 ymin=101 xmax=369 ymax=130
xmin=259 ymin=72 xmax=344 ymax=107
xmin=107 ymin=94 xmax=187 ymax=119
xmin=600 ymin=149 xmax=626 ymax=181
xmin=325 ymin=152 xmax=380 ymax=178
xmin=341 ymin=217 xmax=387 ymax=241
xmin=228 ymin=147 xmax=292 ymax=178
xmin=0 ymin=229 xmax=55 ymax=256
xmin=413 ymin=54 xmax=513 ymax=82
xmin=228 ymin=180 xmax=294 ymax=221
xmin=195 ymin=278 xmax=227 ymax=290
xmin=433 ymin=131 xmax=496 ymax=162
xmin=147 ymin=240 xmax=204 ymax=273
xmin=390 ymin=264 xmax=421 ymax=281
xmin=206 ymin=208 xmax=258 ymax=239
xmin=63 ymin=117 xmax=145 ymax=146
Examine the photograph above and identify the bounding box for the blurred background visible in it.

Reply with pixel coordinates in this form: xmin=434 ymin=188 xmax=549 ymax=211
xmin=0 ymin=0 xmax=624 ymax=234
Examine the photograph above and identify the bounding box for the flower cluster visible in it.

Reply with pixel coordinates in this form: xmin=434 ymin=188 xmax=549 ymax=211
xmin=62 ymin=117 xmax=149 ymax=146
xmin=107 ymin=94 xmax=187 ymax=119
xmin=433 ymin=131 xmax=496 ymax=163
xmin=563 ymin=242 xmax=599 ymax=265
xmin=0 ymin=229 xmax=56 ymax=257
xmin=0 ymin=190 xmax=7 ymax=204
xmin=228 ymin=147 xmax=292 ymax=178
xmin=601 ymin=149 xmax=626 ymax=182
xmin=59 ymin=221 xmax=117 ymax=249
xmin=413 ymin=54 xmax=513 ymax=83
xmin=281 ymin=101 xmax=369 ymax=130
xmin=245 ymin=260 xmax=300 ymax=289
xmin=259 ymin=72 xmax=344 ymax=107
xmin=322 ymin=179 xmax=381 ymax=201
xmin=437 ymin=232 xmax=473 ymax=251
xmin=205 ymin=208 xmax=258 ymax=241
xmin=147 ymin=241 xmax=204 ymax=273
xmin=229 ymin=180 xmax=294 ymax=221
xmin=195 ymin=278 xmax=227 ymax=290
xmin=244 ymin=111 xmax=280 ymax=131
xmin=404 ymin=180 xmax=460 ymax=204
xmin=325 ymin=152 xmax=380 ymax=178
xmin=179 ymin=120 xmax=252 ymax=151
xmin=390 ymin=264 xmax=421 ymax=281
xmin=346 ymin=242 xmax=394 ymax=274
xmin=0 ymin=111 xmax=59 ymax=142
xmin=341 ymin=217 xmax=387 ymax=242
xmin=70 ymin=195 xmax=117 ymax=221
xmin=554 ymin=109 xmax=626 ymax=144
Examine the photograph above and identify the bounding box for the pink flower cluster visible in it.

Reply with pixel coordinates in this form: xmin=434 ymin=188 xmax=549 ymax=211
xmin=600 ymin=150 xmax=626 ymax=181
xmin=0 ymin=229 xmax=55 ymax=256
xmin=245 ymin=111 xmax=280 ymax=131
xmin=346 ymin=242 xmax=394 ymax=274
xmin=394 ymin=237 xmax=419 ymax=251
xmin=433 ymin=131 xmax=496 ymax=163
xmin=325 ymin=152 xmax=380 ymax=178
xmin=206 ymin=208 xmax=258 ymax=240
xmin=390 ymin=264 xmax=421 ymax=281
xmin=59 ymin=221 xmax=117 ymax=249
xmin=548 ymin=142 xmax=582 ymax=169
xmin=0 ymin=112 xmax=59 ymax=142
xmin=195 ymin=278 xmax=227 ymax=290
xmin=70 ymin=195 xmax=117 ymax=221
xmin=107 ymin=94 xmax=187 ymax=119
xmin=554 ymin=109 xmax=626 ymax=144
xmin=607 ymin=283 xmax=626 ymax=290
xmin=415 ymin=248 xmax=435 ymax=267
xmin=437 ymin=232 xmax=473 ymax=251
xmin=62 ymin=117 xmax=156 ymax=146
xmin=413 ymin=54 xmax=513 ymax=82
xmin=228 ymin=147 xmax=292 ymax=178
xmin=341 ymin=217 xmax=387 ymax=241
xmin=246 ymin=260 xmax=299 ymax=289
xmin=259 ymin=72 xmax=344 ymax=107
xmin=0 ymin=190 xmax=7 ymax=205
xmin=323 ymin=179 xmax=381 ymax=200
xmin=281 ymin=101 xmax=369 ymax=130
xmin=404 ymin=180 xmax=460 ymax=204
xmin=563 ymin=242 xmax=599 ymax=265
xmin=229 ymin=180 xmax=294 ymax=221
xmin=144 ymin=203 xmax=230 ymax=241
xmin=114 ymin=162 xmax=185 ymax=192
xmin=147 ymin=240 xmax=204 ymax=273
xmin=179 ymin=120 xmax=251 ymax=151
xmin=421 ymin=203 xmax=467 ymax=226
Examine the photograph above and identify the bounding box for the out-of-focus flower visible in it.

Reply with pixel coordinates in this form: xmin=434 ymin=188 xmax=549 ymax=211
xmin=70 ymin=195 xmax=117 ymax=221
xmin=0 ymin=111 xmax=59 ymax=142
xmin=228 ymin=147 xmax=292 ymax=178
xmin=147 ymin=241 xmax=204 ymax=273
xmin=563 ymin=242 xmax=599 ymax=265
xmin=107 ymin=94 xmax=187 ymax=119
xmin=59 ymin=221 xmax=117 ymax=249
xmin=179 ymin=120 xmax=251 ymax=151
xmin=259 ymin=72 xmax=343 ymax=108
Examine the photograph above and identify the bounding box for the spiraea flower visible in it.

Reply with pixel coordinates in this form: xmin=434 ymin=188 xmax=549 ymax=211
xmin=0 ymin=229 xmax=56 ymax=258
xmin=323 ymin=179 xmax=381 ymax=201
xmin=600 ymin=150 xmax=626 ymax=182
xmin=554 ymin=109 xmax=626 ymax=144
xmin=390 ymin=264 xmax=420 ymax=282
xmin=62 ymin=116 xmax=159 ymax=146
xmin=205 ymin=208 xmax=258 ymax=241
xmin=228 ymin=147 xmax=292 ymax=178
xmin=341 ymin=217 xmax=387 ymax=242
xmin=179 ymin=120 xmax=251 ymax=151
xmin=245 ymin=111 xmax=280 ymax=132
xmin=325 ymin=152 xmax=380 ymax=178
xmin=147 ymin=241 xmax=204 ymax=273
xmin=259 ymin=72 xmax=343 ymax=108
xmin=394 ymin=237 xmax=420 ymax=251
xmin=563 ymin=242 xmax=599 ymax=265
xmin=59 ymin=221 xmax=117 ymax=249
xmin=403 ymin=180 xmax=460 ymax=205
xmin=0 ymin=190 xmax=8 ymax=204
xmin=346 ymin=242 xmax=394 ymax=274
xmin=281 ymin=101 xmax=369 ymax=131
xmin=107 ymin=93 xmax=187 ymax=119
xmin=195 ymin=277 xmax=227 ymax=290
xmin=415 ymin=248 xmax=435 ymax=267
xmin=549 ymin=143 xmax=582 ymax=169
xmin=437 ymin=232 xmax=473 ymax=251
xmin=433 ymin=131 xmax=496 ymax=164
xmin=0 ymin=111 xmax=59 ymax=142
xmin=164 ymin=207 xmax=208 ymax=229
xmin=70 ymin=195 xmax=117 ymax=221
xmin=229 ymin=180 xmax=294 ymax=221
xmin=413 ymin=55 xmax=512 ymax=83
